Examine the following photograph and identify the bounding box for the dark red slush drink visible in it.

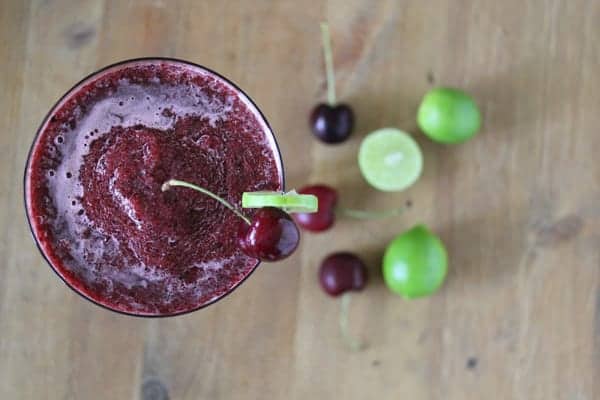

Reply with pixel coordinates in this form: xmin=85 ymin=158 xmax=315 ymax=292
xmin=24 ymin=59 xmax=283 ymax=316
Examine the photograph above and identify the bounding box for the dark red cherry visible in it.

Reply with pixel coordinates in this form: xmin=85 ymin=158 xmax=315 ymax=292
xmin=319 ymin=252 xmax=368 ymax=296
xmin=293 ymin=184 xmax=337 ymax=232
xmin=310 ymin=103 xmax=354 ymax=144
xmin=238 ymin=207 xmax=300 ymax=261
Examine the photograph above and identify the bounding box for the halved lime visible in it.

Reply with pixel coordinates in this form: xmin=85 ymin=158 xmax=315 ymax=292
xmin=358 ymin=128 xmax=423 ymax=192
xmin=242 ymin=191 xmax=318 ymax=213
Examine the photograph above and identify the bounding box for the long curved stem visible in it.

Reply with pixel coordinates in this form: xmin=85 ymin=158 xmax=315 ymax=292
xmin=337 ymin=206 xmax=405 ymax=220
xmin=339 ymin=293 xmax=365 ymax=351
xmin=320 ymin=22 xmax=336 ymax=106
xmin=162 ymin=179 xmax=251 ymax=225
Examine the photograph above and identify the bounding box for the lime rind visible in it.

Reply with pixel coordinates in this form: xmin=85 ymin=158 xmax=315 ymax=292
xmin=242 ymin=191 xmax=318 ymax=213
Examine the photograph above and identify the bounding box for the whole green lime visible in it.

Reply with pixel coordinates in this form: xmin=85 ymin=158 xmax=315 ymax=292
xmin=382 ymin=224 xmax=448 ymax=299
xmin=417 ymin=87 xmax=481 ymax=144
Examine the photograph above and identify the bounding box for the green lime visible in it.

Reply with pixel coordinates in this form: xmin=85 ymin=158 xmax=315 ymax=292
xmin=242 ymin=191 xmax=318 ymax=213
xmin=417 ymin=87 xmax=481 ymax=144
xmin=358 ymin=128 xmax=423 ymax=192
xmin=382 ymin=224 xmax=448 ymax=299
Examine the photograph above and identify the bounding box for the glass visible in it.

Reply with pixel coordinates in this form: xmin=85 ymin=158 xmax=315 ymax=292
xmin=24 ymin=58 xmax=284 ymax=317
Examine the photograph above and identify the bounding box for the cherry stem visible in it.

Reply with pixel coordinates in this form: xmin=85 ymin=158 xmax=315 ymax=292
xmin=339 ymin=292 xmax=365 ymax=351
xmin=320 ymin=22 xmax=336 ymax=106
xmin=336 ymin=206 xmax=405 ymax=220
xmin=161 ymin=179 xmax=251 ymax=225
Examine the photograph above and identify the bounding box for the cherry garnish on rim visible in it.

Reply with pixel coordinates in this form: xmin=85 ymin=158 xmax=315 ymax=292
xmin=310 ymin=22 xmax=355 ymax=144
xmin=293 ymin=184 xmax=405 ymax=233
xmin=162 ymin=179 xmax=300 ymax=262
xmin=238 ymin=207 xmax=300 ymax=262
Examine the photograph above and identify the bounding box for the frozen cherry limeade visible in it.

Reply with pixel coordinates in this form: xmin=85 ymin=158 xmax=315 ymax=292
xmin=24 ymin=59 xmax=301 ymax=316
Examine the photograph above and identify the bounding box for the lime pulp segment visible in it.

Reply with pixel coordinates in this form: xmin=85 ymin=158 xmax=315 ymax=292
xmin=242 ymin=191 xmax=318 ymax=213
xmin=358 ymin=128 xmax=423 ymax=192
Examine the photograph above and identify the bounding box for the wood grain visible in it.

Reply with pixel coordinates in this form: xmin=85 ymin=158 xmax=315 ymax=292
xmin=1 ymin=0 xmax=599 ymax=399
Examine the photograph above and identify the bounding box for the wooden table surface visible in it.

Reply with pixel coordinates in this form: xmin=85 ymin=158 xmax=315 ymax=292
xmin=2 ymin=0 xmax=599 ymax=399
